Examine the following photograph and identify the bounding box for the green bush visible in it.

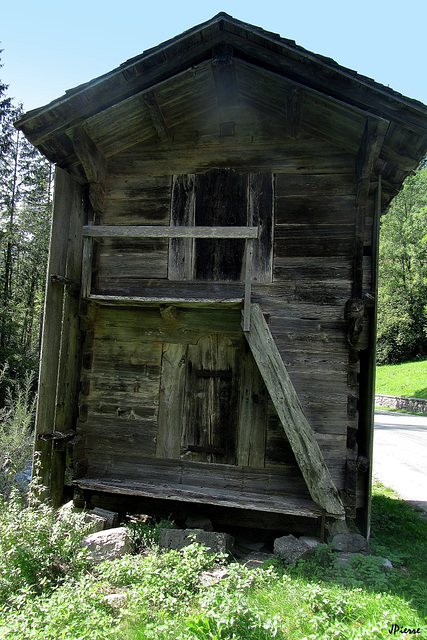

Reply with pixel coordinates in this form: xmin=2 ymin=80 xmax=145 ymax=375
xmin=0 ymin=470 xmax=91 ymax=604
xmin=0 ymin=367 xmax=35 ymax=499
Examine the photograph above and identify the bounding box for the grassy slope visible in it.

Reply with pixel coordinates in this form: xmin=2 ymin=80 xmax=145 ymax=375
xmin=376 ymin=359 xmax=427 ymax=399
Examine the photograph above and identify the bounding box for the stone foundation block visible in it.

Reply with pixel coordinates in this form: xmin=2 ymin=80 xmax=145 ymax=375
xmin=159 ymin=529 xmax=234 ymax=555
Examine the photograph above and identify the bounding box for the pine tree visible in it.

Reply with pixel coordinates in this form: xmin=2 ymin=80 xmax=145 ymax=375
xmin=0 ymin=52 xmax=52 ymax=402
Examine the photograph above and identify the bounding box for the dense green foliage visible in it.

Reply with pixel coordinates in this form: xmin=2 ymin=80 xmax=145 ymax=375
xmin=375 ymin=358 xmax=427 ymax=399
xmin=377 ymin=163 xmax=427 ymax=364
xmin=0 ymin=54 xmax=52 ymax=403
xmin=0 ymin=366 xmax=34 ymax=498
xmin=0 ymin=482 xmax=426 ymax=639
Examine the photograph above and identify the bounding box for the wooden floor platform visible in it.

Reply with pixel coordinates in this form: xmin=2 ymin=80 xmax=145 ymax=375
xmin=73 ymin=476 xmax=323 ymax=519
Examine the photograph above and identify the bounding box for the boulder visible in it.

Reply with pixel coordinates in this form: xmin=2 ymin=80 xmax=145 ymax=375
xmin=299 ymin=536 xmax=321 ymax=550
xmin=331 ymin=533 xmax=368 ymax=553
xmin=273 ymin=534 xmax=311 ymax=564
xmin=81 ymin=526 xmax=132 ymax=563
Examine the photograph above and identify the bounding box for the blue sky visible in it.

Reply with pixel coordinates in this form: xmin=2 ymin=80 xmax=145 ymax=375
xmin=1 ymin=0 xmax=427 ymax=113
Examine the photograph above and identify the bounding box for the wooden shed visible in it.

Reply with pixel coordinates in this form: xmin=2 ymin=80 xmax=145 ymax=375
xmin=16 ymin=14 xmax=427 ymax=537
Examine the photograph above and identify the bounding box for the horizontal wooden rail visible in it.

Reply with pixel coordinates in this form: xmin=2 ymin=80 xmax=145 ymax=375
xmin=82 ymin=225 xmax=259 ymax=239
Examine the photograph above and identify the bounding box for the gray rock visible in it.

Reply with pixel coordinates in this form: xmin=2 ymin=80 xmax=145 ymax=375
xmin=326 ymin=517 xmax=350 ymax=538
xmin=84 ymin=513 xmax=107 ymax=533
xmin=380 ymin=557 xmax=394 ymax=572
xmin=334 ymin=551 xmax=362 ymax=568
xmin=81 ymin=526 xmax=132 ymax=563
xmin=159 ymin=529 xmax=234 ymax=555
xmin=334 ymin=552 xmax=393 ymax=572
xmin=299 ymin=536 xmax=321 ymax=550
xmin=184 ymin=515 xmax=214 ymax=531
xmin=331 ymin=533 xmax=368 ymax=553
xmin=273 ymin=534 xmax=311 ymax=564
xmin=91 ymin=507 xmax=118 ymax=529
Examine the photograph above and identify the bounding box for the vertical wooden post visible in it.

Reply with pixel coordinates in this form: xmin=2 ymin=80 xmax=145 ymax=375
xmin=243 ymin=238 xmax=254 ymax=331
xmin=50 ymin=176 xmax=85 ymax=506
xmin=33 ymin=168 xmax=84 ymax=504
xmin=361 ymin=174 xmax=382 ymax=539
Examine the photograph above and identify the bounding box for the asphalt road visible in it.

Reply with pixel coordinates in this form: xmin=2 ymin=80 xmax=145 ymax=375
xmin=373 ymin=410 xmax=427 ymax=510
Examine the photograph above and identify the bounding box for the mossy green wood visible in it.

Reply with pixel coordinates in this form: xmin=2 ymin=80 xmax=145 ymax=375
xmin=243 ymin=303 xmax=345 ymax=516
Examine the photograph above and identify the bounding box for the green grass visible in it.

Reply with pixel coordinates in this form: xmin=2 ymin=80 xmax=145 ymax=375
xmin=375 ymin=359 xmax=427 ymax=399
xmin=1 ymin=481 xmax=427 ymax=639
xmin=0 ymin=485 xmax=427 ymax=640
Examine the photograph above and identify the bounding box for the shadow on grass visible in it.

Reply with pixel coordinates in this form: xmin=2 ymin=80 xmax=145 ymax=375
xmin=285 ymin=488 xmax=427 ymax=621
xmin=413 ymin=387 xmax=427 ymax=400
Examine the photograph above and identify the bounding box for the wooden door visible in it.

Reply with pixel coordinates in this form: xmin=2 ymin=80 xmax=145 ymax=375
xmin=181 ymin=335 xmax=240 ymax=464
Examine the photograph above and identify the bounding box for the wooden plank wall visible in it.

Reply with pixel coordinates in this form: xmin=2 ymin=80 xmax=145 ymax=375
xmin=76 ymin=143 xmax=362 ymax=515
xmin=255 ymin=171 xmax=358 ymax=507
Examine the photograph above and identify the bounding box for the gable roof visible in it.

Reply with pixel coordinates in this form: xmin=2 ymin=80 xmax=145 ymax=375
xmin=15 ymin=12 xmax=427 ymax=206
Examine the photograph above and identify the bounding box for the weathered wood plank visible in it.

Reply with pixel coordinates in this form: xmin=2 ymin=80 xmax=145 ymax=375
xmin=107 ymin=138 xmax=355 ymax=177
xmin=275 ymin=196 xmax=356 ymax=226
xmin=97 ymin=237 xmax=169 ymax=283
xmin=75 ymin=454 xmax=322 ymax=517
xmin=249 ymin=173 xmax=274 ymax=283
xmin=194 ymin=169 xmax=248 ymax=281
xmin=168 ymin=175 xmax=195 ymax=281
xmin=83 ymin=225 xmax=258 ymax=238
xmin=242 ymin=303 xmax=345 ymax=516
xmin=104 ymin=174 xmax=171 ymax=225
xmin=183 ymin=335 xmax=240 ymax=465
xmin=356 ymin=117 xmax=389 ymax=208
xmin=285 ymin=87 xmax=303 ymax=138
xmin=74 ymin=477 xmax=321 ymax=517
xmin=156 ymin=343 xmax=188 ymax=458
xmin=275 ymin=173 xmax=355 ymax=198
xmin=243 ymin=238 xmax=253 ymax=331
xmin=237 ymin=348 xmax=268 ymax=467
xmin=274 ymin=224 xmax=355 ymax=257
xmin=93 ymin=306 xmax=243 ymax=345
xmin=81 ymin=416 xmax=158 ymax=456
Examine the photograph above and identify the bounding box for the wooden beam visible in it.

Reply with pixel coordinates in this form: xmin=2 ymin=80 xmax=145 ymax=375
xmin=143 ymin=91 xmax=172 ymax=143
xmin=82 ymin=225 xmax=258 ymax=238
xmin=70 ymin=124 xmax=106 ymax=186
xmin=243 ymin=238 xmax=253 ymax=331
xmin=355 ymin=116 xmax=388 ymax=208
xmin=242 ymin=304 xmax=345 ymax=516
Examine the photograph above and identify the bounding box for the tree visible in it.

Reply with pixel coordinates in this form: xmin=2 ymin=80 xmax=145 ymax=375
xmin=377 ymin=163 xmax=427 ymax=364
xmin=0 ymin=53 xmax=52 ymax=402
